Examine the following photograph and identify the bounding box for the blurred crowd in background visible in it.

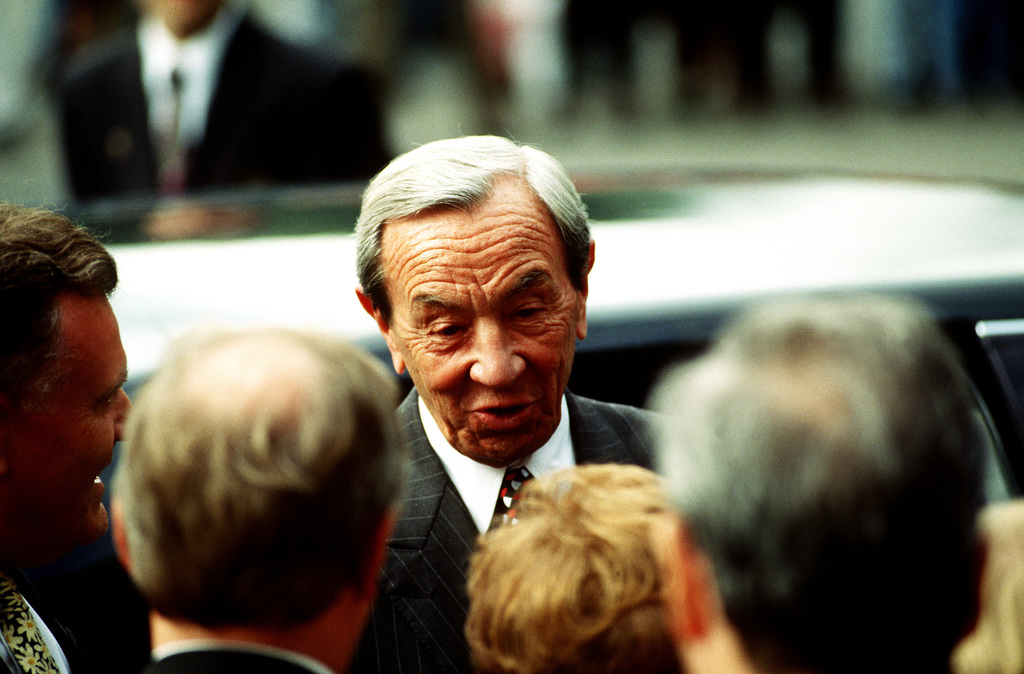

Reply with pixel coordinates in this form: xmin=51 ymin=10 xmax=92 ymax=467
xmin=2 ymin=0 xmax=1023 ymax=204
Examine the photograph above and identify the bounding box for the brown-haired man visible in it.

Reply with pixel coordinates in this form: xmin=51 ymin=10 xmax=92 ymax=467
xmin=0 ymin=201 xmax=131 ymax=673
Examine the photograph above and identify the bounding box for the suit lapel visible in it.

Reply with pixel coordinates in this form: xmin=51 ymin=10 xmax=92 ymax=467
xmin=386 ymin=392 xmax=459 ymax=548
xmin=376 ymin=391 xmax=476 ymax=672
xmin=119 ymin=43 xmax=158 ymax=185
xmin=93 ymin=38 xmax=158 ymax=190
xmin=567 ymin=390 xmax=652 ymax=466
xmin=191 ymin=17 xmax=265 ymax=184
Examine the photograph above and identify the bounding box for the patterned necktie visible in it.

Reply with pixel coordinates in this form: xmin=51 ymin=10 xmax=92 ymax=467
xmin=491 ymin=465 xmax=533 ymax=529
xmin=0 ymin=569 xmax=60 ymax=674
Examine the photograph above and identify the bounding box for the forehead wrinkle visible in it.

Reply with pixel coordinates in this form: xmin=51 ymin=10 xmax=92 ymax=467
xmin=390 ymin=235 xmax=557 ymax=296
xmin=384 ymin=194 xmax=560 ymax=262
xmin=433 ymin=261 xmax=553 ymax=300
xmin=381 ymin=187 xmax=568 ymax=317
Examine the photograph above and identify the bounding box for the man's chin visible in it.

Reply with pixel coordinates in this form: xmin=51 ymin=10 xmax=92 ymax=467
xmin=72 ymin=504 xmax=111 ymax=549
xmin=87 ymin=503 xmax=111 ymax=541
xmin=458 ymin=430 xmax=545 ymax=467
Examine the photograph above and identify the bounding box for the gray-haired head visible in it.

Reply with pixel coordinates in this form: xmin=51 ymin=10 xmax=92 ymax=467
xmin=355 ymin=135 xmax=590 ymax=320
xmin=115 ymin=327 xmax=407 ymax=627
xmin=650 ymin=294 xmax=985 ymax=674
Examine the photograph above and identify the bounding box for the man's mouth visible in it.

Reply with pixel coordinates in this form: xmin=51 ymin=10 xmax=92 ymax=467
xmin=490 ymin=403 xmax=525 ymax=415
xmin=473 ymin=403 xmax=534 ymax=431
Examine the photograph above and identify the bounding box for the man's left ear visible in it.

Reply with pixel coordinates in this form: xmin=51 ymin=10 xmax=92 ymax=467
xmin=576 ymin=239 xmax=595 ymax=341
xmin=356 ymin=285 xmax=407 ymax=376
xmin=110 ymin=498 xmax=133 ymax=574
xmin=962 ymin=529 xmax=989 ymax=642
xmin=652 ymin=514 xmax=722 ymax=645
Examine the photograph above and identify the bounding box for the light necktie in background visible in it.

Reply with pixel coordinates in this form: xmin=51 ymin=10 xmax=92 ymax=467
xmin=0 ymin=569 xmax=60 ymax=674
xmin=157 ymin=67 xmax=188 ymax=194
xmin=491 ymin=465 xmax=533 ymax=529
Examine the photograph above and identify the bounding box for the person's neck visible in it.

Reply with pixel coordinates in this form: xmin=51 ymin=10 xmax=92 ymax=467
xmin=149 ymin=587 xmax=370 ymax=673
xmin=156 ymin=3 xmax=233 ymax=42
xmin=681 ymin=620 xmax=818 ymax=674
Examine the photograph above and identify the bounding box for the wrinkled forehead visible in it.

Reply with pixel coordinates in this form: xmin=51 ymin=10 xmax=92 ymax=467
xmin=379 ymin=177 xmax=564 ymax=275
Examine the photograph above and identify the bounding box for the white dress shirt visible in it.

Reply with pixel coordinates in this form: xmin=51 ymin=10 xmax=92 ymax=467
xmin=137 ymin=5 xmax=242 ymax=149
xmin=419 ymin=395 xmax=575 ymax=533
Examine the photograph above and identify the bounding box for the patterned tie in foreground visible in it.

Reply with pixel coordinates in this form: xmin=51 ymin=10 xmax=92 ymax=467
xmin=491 ymin=465 xmax=534 ymax=528
xmin=0 ymin=569 xmax=60 ymax=674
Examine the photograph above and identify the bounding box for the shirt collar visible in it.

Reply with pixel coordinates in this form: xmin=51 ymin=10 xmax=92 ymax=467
xmin=418 ymin=394 xmax=575 ymax=533
xmin=138 ymin=4 xmax=241 ymax=83
xmin=152 ymin=639 xmax=335 ymax=674
xmin=137 ymin=4 xmax=242 ymax=143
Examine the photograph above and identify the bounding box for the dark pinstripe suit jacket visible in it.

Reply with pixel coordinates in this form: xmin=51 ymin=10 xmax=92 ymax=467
xmin=350 ymin=389 xmax=655 ymax=674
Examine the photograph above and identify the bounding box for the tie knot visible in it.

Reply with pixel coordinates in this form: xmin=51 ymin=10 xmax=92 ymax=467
xmin=492 ymin=465 xmax=533 ymax=529
xmin=502 ymin=465 xmax=532 ymax=489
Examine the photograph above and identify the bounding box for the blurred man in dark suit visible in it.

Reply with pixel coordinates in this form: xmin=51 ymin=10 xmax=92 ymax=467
xmin=112 ymin=327 xmax=407 ymax=674
xmin=60 ymin=0 xmax=390 ymax=200
xmin=0 ymin=201 xmax=132 ymax=673
xmin=350 ymin=135 xmax=655 ymax=673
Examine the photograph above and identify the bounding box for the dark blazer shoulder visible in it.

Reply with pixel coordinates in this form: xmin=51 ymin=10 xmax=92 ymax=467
xmin=566 ymin=390 xmax=657 ymax=469
xmin=61 ymin=28 xmax=138 ymax=88
xmin=198 ymin=15 xmax=389 ymax=184
xmin=59 ymin=27 xmax=154 ymax=199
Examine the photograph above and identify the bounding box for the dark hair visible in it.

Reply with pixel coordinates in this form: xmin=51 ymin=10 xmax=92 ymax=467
xmin=0 ymin=202 xmax=117 ymax=404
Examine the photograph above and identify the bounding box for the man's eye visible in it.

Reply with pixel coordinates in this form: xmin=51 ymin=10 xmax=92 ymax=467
xmin=436 ymin=325 xmax=464 ymax=337
xmin=516 ymin=307 xmax=541 ymax=319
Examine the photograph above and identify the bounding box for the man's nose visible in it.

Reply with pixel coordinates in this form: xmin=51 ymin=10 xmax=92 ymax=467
xmin=469 ymin=323 xmax=525 ymax=387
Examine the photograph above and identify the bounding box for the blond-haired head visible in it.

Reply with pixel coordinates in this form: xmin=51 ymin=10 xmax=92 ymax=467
xmin=466 ymin=464 xmax=680 ymax=674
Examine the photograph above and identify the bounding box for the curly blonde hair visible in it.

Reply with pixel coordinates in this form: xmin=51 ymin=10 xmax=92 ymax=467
xmin=465 ymin=464 xmax=680 ymax=674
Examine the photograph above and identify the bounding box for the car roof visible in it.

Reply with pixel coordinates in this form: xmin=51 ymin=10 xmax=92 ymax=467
xmin=103 ymin=173 xmax=1024 ymax=380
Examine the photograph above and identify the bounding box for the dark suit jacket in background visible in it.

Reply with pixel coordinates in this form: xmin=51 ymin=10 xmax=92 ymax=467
xmin=0 ymin=569 xmax=93 ymax=674
xmin=60 ymin=15 xmax=390 ymax=201
xmin=350 ymin=389 xmax=656 ymax=674
xmin=143 ymin=649 xmax=324 ymax=674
